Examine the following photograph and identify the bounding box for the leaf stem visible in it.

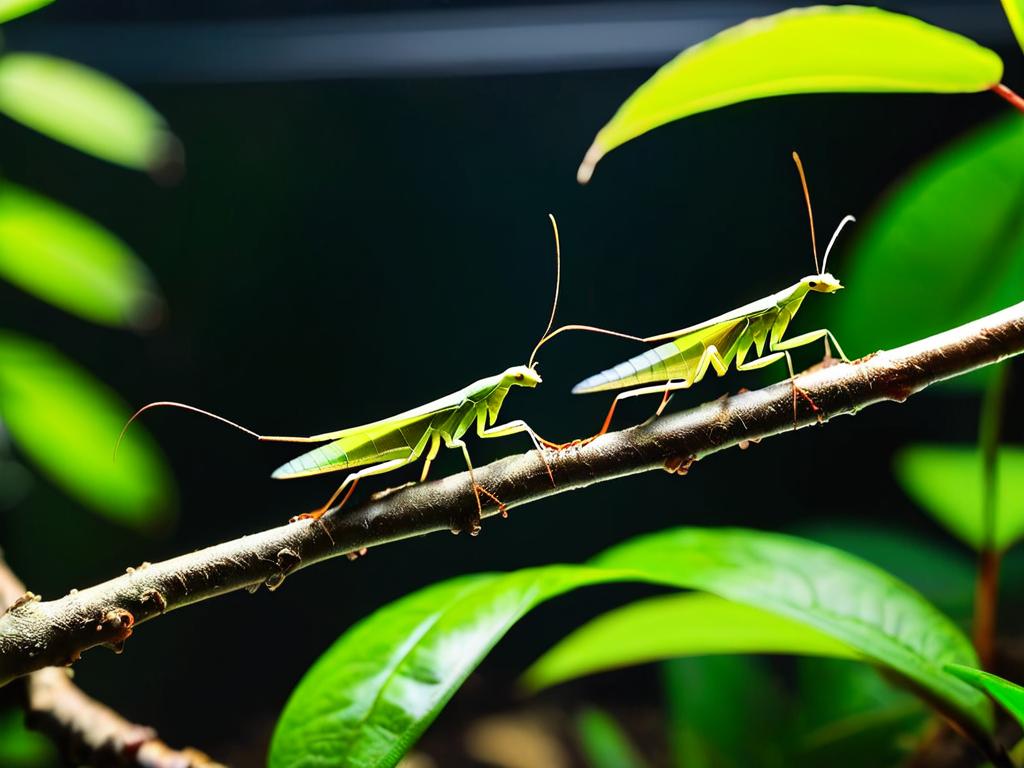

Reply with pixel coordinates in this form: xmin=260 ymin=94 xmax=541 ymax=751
xmin=993 ymin=84 xmax=1024 ymax=114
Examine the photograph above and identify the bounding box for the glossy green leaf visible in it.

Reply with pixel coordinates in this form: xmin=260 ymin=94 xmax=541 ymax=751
xmin=0 ymin=183 xmax=161 ymax=328
xmin=832 ymin=115 xmax=1024 ymax=378
xmin=0 ymin=331 xmax=174 ymax=529
xmin=577 ymin=5 xmax=1002 ymax=182
xmin=523 ymin=593 xmax=856 ymax=692
xmin=575 ymin=708 xmax=648 ymax=768
xmin=946 ymin=665 xmax=1024 ymax=730
xmin=270 ymin=528 xmax=988 ymax=768
xmin=895 ymin=445 xmax=1024 ymax=552
xmin=593 ymin=529 xmax=989 ymax=734
xmin=0 ymin=53 xmax=175 ymax=170
xmin=0 ymin=0 xmax=52 ymax=24
xmin=1002 ymin=0 xmax=1024 ymax=55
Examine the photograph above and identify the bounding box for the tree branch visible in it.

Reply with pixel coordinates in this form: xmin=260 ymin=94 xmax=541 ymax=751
xmin=1 ymin=300 xmax=1023 ymax=688
xmin=0 ymin=557 xmax=224 ymax=767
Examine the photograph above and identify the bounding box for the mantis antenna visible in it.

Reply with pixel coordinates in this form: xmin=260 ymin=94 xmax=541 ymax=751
xmin=821 ymin=215 xmax=856 ymax=274
xmin=792 ymin=150 xmax=819 ymax=274
xmin=114 ymin=401 xmax=261 ymax=461
xmin=528 ymin=213 xmax=563 ymax=368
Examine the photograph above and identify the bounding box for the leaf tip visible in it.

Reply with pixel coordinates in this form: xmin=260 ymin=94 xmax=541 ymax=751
xmin=576 ymin=141 xmax=603 ymax=185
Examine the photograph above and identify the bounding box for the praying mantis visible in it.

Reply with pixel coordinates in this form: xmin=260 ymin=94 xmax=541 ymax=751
xmin=119 ymin=216 xmax=567 ymax=532
xmin=543 ymin=152 xmax=855 ymax=443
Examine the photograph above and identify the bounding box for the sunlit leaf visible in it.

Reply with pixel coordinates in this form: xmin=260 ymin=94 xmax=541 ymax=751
xmin=574 ymin=708 xmax=648 ymax=768
xmin=269 ymin=528 xmax=988 ymax=768
xmin=0 ymin=0 xmax=52 ymax=24
xmin=0 ymin=709 xmax=56 ymax=767
xmin=523 ymin=593 xmax=855 ymax=692
xmin=832 ymin=115 xmax=1024 ymax=380
xmin=0 ymin=183 xmax=161 ymax=328
xmin=0 ymin=331 xmax=174 ymax=529
xmin=577 ymin=6 xmax=1002 ymax=182
xmin=0 ymin=53 xmax=176 ymax=171
xmin=894 ymin=445 xmax=1024 ymax=552
xmin=946 ymin=665 xmax=1024 ymax=730
xmin=1002 ymin=0 xmax=1024 ymax=55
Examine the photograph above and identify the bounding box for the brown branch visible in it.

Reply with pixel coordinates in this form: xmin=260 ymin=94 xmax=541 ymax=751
xmin=0 ymin=557 xmax=224 ymax=767
xmin=1 ymin=300 xmax=1023 ymax=689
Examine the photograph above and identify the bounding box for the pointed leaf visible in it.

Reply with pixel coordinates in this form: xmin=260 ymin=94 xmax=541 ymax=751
xmin=270 ymin=528 xmax=988 ymax=768
xmin=578 ymin=6 xmax=1002 ymax=182
xmin=894 ymin=445 xmax=1024 ymax=552
xmin=523 ymin=593 xmax=856 ymax=692
xmin=0 ymin=53 xmax=175 ymax=171
xmin=0 ymin=331 xmax=174 ymax=529
xmin=0 ymin=0 xmax=52 ymax=24
xmin=0 ymin=183 xmax=161 ymax=328
xmin=832 ymin=115 xmax=1024 ymax=380
xmin=575 ymin=708 xmax=649 ymax=768
xmin=946 ymin=665 xmax=1024 ymax=730
xmin=1001 ymin=1 xmax=1024 ymax=55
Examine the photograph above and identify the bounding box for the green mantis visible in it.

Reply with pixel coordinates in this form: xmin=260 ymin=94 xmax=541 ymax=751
xmin=120 ymin=216 xmax=565 ymax=533
xmin=544 ymin=152 xmax=854 ymax=444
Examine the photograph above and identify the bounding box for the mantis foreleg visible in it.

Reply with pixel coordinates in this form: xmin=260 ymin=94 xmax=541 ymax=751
xmin=478 ymin=418 xmax=555 ymax=485
xmin=771 ymin=327 xmax=849 ymax=362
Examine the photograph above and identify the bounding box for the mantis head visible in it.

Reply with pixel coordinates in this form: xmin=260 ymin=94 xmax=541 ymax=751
xmin=803 ymin=272 xmax=843 ymax=293
xmin=503 ymin=364 xmax=542 ymax=388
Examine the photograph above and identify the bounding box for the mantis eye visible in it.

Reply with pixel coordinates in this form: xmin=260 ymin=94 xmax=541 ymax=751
xmin=809 ymin=281 xmax=818 ymax=288
xmin=515 ymin=373 xmax=524 ymax=381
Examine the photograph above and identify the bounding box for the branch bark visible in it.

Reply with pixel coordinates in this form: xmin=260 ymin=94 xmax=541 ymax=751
xmin=1 ymin=299 xmax=1023 ymax=688
xmin=0 ymin=557 xmax=224 ymax=767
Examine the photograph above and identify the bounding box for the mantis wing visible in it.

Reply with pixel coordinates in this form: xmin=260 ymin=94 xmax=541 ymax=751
xmin=643 ymin=293 xmax=778 ymax=342
xmin=272 ymin=405 xmax=457 ymax=479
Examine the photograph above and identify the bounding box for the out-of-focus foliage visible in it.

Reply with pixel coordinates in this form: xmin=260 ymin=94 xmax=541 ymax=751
xmin=947 ymin=665 xmax=1024 ymax=729
xmin=0 ymin=53 xmax=175 ymax=171
xmin=270 ymin=528 xmax=987 ymax=768
xmin=577 ymin=5 xmax=1002 ymax=182
xmin=894 ymin=445 xmax=1024 ymax=552
xmin=662 ymin=656 xmax=786 ymax=768
xmin=0 ymin=0 xmax=51 ymax=24
xmin=523 ymin=593 xmax=855 ymax=692
xmin=0 ymin=709 xmax=56 ymax=767
xmin=574 ymin=708 xmax=649 ymax=768
xmin=832 ymin=116 xmax=1024 ymax=381
xmin=1001 ymin=0 xmax=1024 ymax=54
xmin=0 ymin=331 xmax=174 ymax=530
xmin=0 ymin=183 xmax=161 ymax=328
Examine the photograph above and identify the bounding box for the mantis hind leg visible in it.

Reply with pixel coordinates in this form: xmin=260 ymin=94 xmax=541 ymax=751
xmin=293 ymin=454 xmax=419 ymax=522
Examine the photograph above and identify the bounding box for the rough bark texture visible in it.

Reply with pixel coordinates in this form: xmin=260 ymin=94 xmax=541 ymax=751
xmin=0 ymin=299 xmax=1022 ymax=689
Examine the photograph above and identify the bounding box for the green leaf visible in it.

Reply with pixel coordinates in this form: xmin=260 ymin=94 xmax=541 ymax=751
xmin=894 ymin=445 xmax=1024 ymax=552
xmin=946 ymin=665 xmax=1024 ymax=730
xmin=832 ymin=115 xmax=1024 ymax=378
xmin=523 ymin=593 xmax=856 ymax=692
xmin=0 ymin=183 xmax=161 ymax=328
xmin=269 ymin=528 xmax=988 ymax=768
xmin=574 ymin=708 xmax=648 ymax=768
xmin=593 ymin=529 xmax=989 ymax=735
xmin=0 ymin=0 xmax=52 ymax=24
xmin=0 ymin=708 xmax=57 ymax=767
xmin=577 ymin=6 xmax=1002 ymax=182
xmin=0 ymin=330 xmax=174 ymax=530
xmin=0 ymin=53 xmax=175 ymax=171
xmin=1001 ymin=0 xmax=1024 ymax=55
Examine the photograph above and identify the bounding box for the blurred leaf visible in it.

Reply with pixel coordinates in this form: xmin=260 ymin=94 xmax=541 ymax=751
xmin=796 ymin=521 xmax=976 ymax=618
xmin=269 ymin=528 xmax=989 ymax=768
xmin=0 ymin=0 xmax=52 ymax=24
xmin=832 ymin=115 xmax=1024 ymax=382
xmin=0 ymin=330 xmax=174 ymax=530
xmin=894 ymin=445 xmax=1024 ymax=552
xmin=1002 ymin=0 xmax=1024 ymax=55
xmin=796 ymin=658 xmax=926 ymax=767
xmin=0 ymin=53 xmax=175 ymax=170
xmin=946 ymin=665 xmax=1024 ymax=729
xmin=0 ymin=709 xmax=57 ymax=767
xmin=575 ymin=708 xmax=648 ymax=768
xmin=577 ymin=6 xmax=1001 ymax=182
xmin=523 ymin=593 xmax=855 ymax=692
xmin=0 ymin=183 xmax=161 ymax=328
xmin=663 ymin=656 xmax=787 ymax=768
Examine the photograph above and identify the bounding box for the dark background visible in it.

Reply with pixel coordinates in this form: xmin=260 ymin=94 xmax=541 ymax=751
xmin=1 ymin=1 xmax=1022 ymax=763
